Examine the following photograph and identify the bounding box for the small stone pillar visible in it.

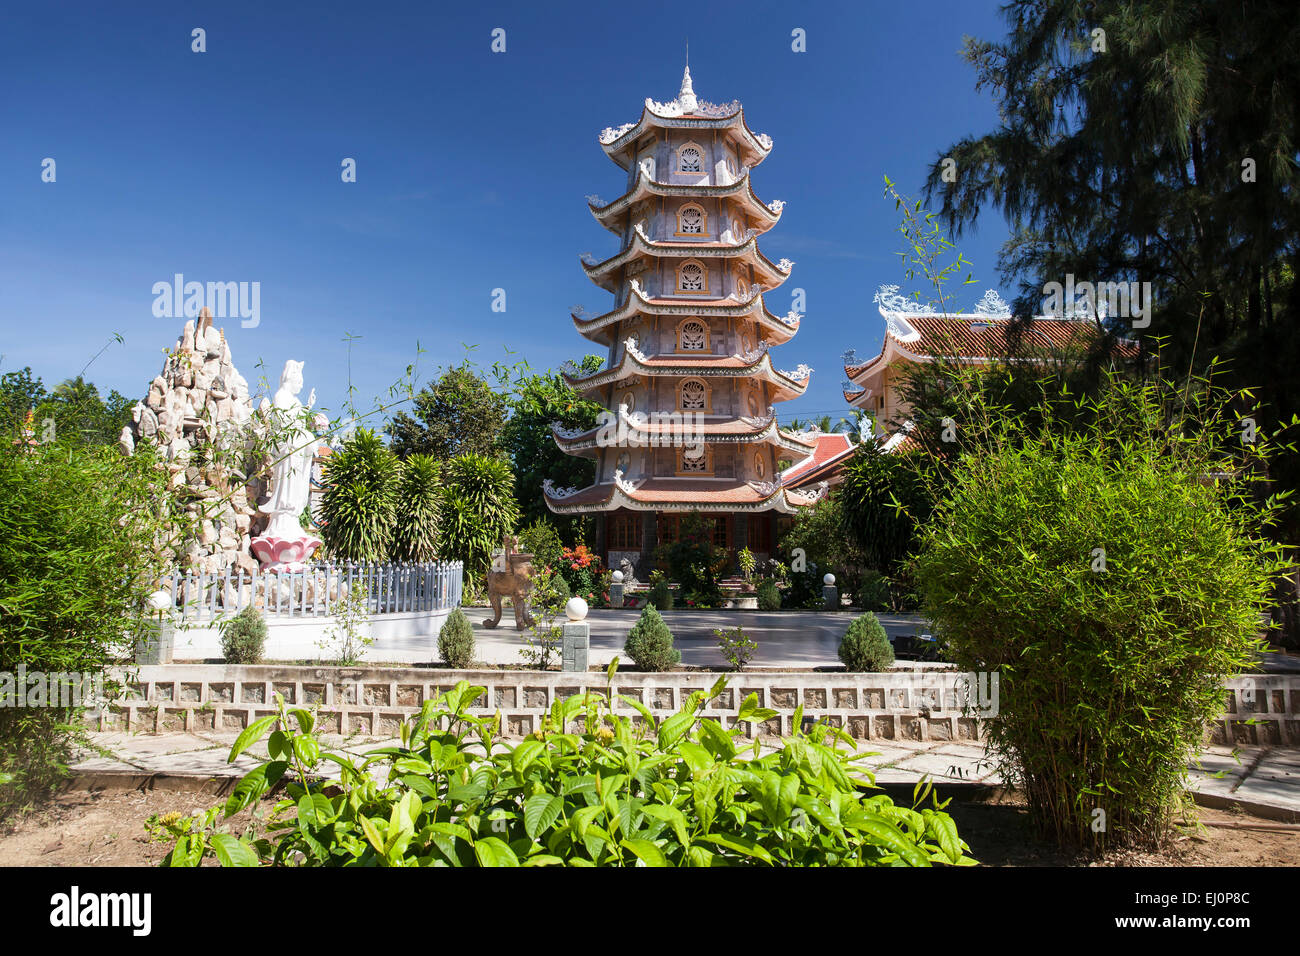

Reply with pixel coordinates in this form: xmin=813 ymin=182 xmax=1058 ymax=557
xmin=135 ymin=591 xmax=176 ymax=664
xmin=561 ymin=597 xmax=590 ymax=672
xmin=822 ymin=573 xmax=839 ymax=612
xmin=609 ymin=570 xmax=625 ymax=608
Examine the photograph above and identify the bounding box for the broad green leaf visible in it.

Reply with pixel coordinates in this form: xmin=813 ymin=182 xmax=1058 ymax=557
xmin=696 ymin=833 xmax=773 ymax=864
xmin=473 ymin=836 xmax=520 ymax=867
xmin=296 ymin=793 xmax=335 ymax=828
xmin=512 ymin=738 xmax=545 ymax=776
xmin=842 ymin=812 xmax=930 ymax=866
xmin=228 ymin=714 xmax=278 ymax=762
xmin=678 ymin=742 xmax=713 ymax=776
xmin=657 ymin=711 xmax=694 ymax=751
xmin=523 ymin=794 xmax=563 ymax=840
xmin=289 ymin=708 xmax=314 ymax=735
xmin=640 ymin=803 xmax=689 ymax=847
xmin=359 ymin=815 xmax=386 ymax=856
xmin=621 ymin=838 xmax=669 ymax=867
xmin=210 ymin=833 xmax=258 ymax=867
xmin=223 ymin=761 xmax=287 ymax=817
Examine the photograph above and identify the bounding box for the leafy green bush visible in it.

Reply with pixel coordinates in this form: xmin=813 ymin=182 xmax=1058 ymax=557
xmin=715 ymin=626 xmax=757 ymax=670
xmin=838 ymin=614 xmax=895 ymax=672
xmin=756 ymin=578 xmax=781 ymax=611
xmin=778 ymin=496 xmax=866 ymax=601
xmin=220 ymin=606 xmax=267 ymax=664
xmin=438 ymin=608 xmax=476 ymax=668
xmin=656 ymin=511 xmax=723 ymax=605
xmin=782 ymin=568 xmax=824 ymax=609
xmin=391 ymin=454 xmax=441 ymax=562
xmin=318 ymin=583 xmax=372 ymax=665
xmin=647 ymin=572 xmax=674 ymax=611
xmin=623 ymin=606 xmax=680 ymax=671
xmin=0 ymin=439 xmax=167 ymax=818
xmin=518 ymin=518 xmax=564 ymax=571
xmin=438 ymin=454 xmax=519 ymax=574
xmin=855 ymin=571 xmax=893 ymax=611
xmin=838 ymin=443 xmax=937 ymax=579
xmin=320 ymin=428 xmax=400 ymax=562
xmin=520 ymin=567 xmax=569 ymax=669
xmin=157 ymin=670 xmax=974 ymax=867
xmin=910 ymin=372 xmax=1287 ymax=850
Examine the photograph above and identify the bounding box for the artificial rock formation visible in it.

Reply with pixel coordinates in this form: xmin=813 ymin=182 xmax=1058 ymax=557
xmin=120 ymin=308 xmax=264 ymax=576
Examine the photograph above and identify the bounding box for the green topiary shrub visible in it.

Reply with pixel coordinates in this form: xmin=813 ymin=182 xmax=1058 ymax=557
xmin=548 ymin=571 xmax=571 ymax=608
xmin=623 ymin=605 xmax=680 ymax=671
xmin=391 ymin=453 xmax=441 ymax=562
xmin=220 ymin=605 xmax=267 ymax=664
xmin=756 ymin=578 xmax=781 ymax=611
xmin=320 ymin=428 xmax=400 ymax=562
xmin=647 ymin=572 xmax=674 ymax=611
xmin=838 ymin=613 xmax=895 ymax=672
xmin=438 ymin=608 xmax=476 ymax=668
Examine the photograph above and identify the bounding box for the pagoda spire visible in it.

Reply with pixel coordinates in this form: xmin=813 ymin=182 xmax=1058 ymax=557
xmin=678 ymin=62 xmax=697 ymax=113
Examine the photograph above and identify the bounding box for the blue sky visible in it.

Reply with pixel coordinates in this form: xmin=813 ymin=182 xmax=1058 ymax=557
xmin=0 ymin=0 xmax=1013 ymax=427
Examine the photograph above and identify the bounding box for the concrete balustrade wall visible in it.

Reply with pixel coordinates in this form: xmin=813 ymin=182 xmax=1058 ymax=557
xmin=92 ymin=665 xmax=1300 ymax=747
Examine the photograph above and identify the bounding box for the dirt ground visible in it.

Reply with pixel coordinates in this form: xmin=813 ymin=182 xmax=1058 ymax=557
xmin=0 ymin=784 xmax=1295 ymax=867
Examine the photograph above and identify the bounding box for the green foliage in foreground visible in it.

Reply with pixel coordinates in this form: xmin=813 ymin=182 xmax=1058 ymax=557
xmin=156 ymin=667 xmax=974 ymax=867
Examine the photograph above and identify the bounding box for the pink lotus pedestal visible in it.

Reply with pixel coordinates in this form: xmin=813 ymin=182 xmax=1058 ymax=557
xmin=250 ymin=534 xmax=322 ymax=572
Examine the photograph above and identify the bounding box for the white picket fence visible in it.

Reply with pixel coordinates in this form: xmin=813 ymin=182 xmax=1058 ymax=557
xmin=161 ymin=561 xmax=463 ymax=621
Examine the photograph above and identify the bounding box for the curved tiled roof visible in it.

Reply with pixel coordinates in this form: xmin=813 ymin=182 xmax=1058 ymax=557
xmin=543 ymin=477 xmax=826 ymax=515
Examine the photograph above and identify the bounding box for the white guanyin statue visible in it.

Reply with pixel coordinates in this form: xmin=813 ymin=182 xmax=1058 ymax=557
xmin=251 ymin=360 xmax=322 ymax=569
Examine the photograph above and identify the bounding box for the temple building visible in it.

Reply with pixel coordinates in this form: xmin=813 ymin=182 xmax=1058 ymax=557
xmin=543 ymin=67 xmax=825 ymax=574
xmin=843 ymin=285 xmax=1141 ymax=450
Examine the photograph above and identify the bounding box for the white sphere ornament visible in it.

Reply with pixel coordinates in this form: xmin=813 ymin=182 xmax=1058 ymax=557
xmin=146 ymin=589 xmax=172 ymax=612
xmin=611 ymin=570 xmax=624 ymax=584
xmin=565 ymin=597 xmax=589 ymax=622
xmin=823 ymin=573 xmax=836 ymax=586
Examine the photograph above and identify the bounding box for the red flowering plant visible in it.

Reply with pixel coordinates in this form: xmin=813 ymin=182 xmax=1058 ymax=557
xmin=559 ymin=544 xmax=605 ymax=607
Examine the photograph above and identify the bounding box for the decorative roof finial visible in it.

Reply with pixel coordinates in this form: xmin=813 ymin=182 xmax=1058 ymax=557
xmin=678 ymin=54 xmax=697 ymax=113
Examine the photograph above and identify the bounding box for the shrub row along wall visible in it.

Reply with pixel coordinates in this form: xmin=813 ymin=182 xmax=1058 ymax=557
xmin=96 ymin=666 xmax=1300 ymax=747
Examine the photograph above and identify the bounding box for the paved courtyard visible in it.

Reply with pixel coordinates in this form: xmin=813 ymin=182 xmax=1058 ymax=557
xmin=362 ymin=607 xmax=938 ymax=668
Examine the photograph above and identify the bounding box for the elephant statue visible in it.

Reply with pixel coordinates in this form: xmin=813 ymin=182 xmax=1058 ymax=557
xmin=484 ymin=534 xmax=536 ymax=630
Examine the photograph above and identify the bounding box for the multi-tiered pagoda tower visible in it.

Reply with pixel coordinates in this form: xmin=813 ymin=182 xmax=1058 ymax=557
xmin=543 ymin=67 xmax=824 ymax=574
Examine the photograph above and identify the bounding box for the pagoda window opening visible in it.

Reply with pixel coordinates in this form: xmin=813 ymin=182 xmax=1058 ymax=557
xmin=657 ymin=514 xmax=680 ymax=545
xmin=676 ymin=259 xmax=708 ymax=294
xmin=676 ymin=318 xmax=709 ymax=352
xmin=679 ymin=378 xmax=709 ymax=412
xmin=711 ymin=515 xmax=730 ymax=551
xmin=754 ymin=451 xmax=766 ymax=479
xmin=676 ymin=203 xmax=706 ymax=236
xmin=676 ymin=142 xmax=704 ymax=174
xmin=679 ymin=442 xmax=711 ymax=474
xmin=749 ymin=514 xmax=773 ymax=553
xmin=607 ymin=512 xmax=641 ymax=550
